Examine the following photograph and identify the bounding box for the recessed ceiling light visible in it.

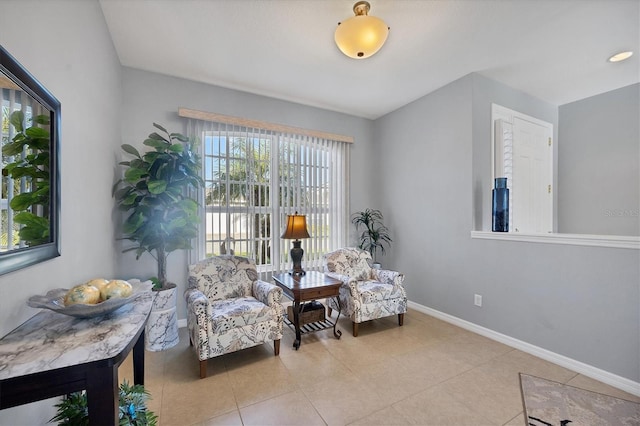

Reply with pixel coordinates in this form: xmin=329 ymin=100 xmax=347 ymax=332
xmin=608 ymin=51 xmax=633 ymax=62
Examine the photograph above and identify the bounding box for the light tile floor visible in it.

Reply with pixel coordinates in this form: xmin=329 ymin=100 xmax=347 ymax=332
xmin=120 ymin=308 xmax=639 ymax=426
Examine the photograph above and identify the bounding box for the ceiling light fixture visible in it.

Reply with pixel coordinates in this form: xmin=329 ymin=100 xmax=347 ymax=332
xmin=608 ymin=51 xmax=633 ymax=62
xmin=335 ymin=1 xmax=389 ymax=59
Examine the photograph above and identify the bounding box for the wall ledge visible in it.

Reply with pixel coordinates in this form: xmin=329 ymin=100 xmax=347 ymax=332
xmin=471 ymin=231 xmax=639 ymax=249
xmin=408 ymin=301 xmax=640 ymax=397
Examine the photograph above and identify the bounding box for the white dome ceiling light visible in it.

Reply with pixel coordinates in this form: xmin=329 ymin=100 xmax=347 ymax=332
xmin=335 ymin=1 xmax=389 ymax=59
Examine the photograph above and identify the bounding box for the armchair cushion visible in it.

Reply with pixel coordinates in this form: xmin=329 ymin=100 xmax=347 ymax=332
xmin=358 ymin=280 xmax=401 ymax=303
xmin=372 ymin=269 xmax=404 ymax=287
xmin=210 ymin=297 xmax=276 ymax=333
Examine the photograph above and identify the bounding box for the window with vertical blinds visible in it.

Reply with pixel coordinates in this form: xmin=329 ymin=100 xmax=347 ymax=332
xmin=184 ymin=111 xmax=350 ymax=279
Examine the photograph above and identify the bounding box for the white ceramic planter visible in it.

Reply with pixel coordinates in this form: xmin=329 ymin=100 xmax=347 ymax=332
xmin=145 ymin=284 xmax=179 ymax=351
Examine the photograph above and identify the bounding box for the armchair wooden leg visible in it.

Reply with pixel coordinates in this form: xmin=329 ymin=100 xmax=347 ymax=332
xmin=398 ymin=313 xmax=404 ymax=327
xmin=327 ymin=307 xmax=333 ymax=317
xmin=352 ymin=322 xmax=359 ymax=337
xmin=199 ymin=360 xmax=207 ymax=379
xmin=274 ymin=339 xmax=280 ymax=356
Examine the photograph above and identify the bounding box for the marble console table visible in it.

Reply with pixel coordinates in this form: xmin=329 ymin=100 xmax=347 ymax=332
xmin=0 ymin=291 xmax=153 ymax=425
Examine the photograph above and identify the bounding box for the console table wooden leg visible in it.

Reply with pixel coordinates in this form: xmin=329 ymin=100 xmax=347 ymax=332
xmin=86 ymin=366 xmax=118 ymax=425
xmin=133 ymin=329 xmax=145 ymax=386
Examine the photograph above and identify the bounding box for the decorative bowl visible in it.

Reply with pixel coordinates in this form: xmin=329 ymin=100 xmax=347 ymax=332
xmin=27 ymin=280 xmax=153 ymax=318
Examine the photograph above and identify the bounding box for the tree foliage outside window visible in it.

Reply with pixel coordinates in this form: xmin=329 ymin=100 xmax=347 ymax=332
xmin=203 ymin=131 xmax=335 ymax=270
xmin=206 ymin=136 xmax=272 ymax=263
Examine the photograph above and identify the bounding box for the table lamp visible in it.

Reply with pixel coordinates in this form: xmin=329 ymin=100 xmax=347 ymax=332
xmin=281 ymin=212 xmax=311 ymax=276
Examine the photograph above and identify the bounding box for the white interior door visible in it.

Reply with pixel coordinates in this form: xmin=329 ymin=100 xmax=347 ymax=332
xmin=512 ymin=117 xmax=553 ymax=233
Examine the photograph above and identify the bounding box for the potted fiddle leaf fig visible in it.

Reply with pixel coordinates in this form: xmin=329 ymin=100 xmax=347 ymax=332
xmin=113 ymin=123 xmax=203 ymax=350
xmin=351 ymin=208 xmax=392 ymax=268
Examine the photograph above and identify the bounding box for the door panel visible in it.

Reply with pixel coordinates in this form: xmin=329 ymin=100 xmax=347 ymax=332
xmin=512 ymin=117 xmax=552 ymax=233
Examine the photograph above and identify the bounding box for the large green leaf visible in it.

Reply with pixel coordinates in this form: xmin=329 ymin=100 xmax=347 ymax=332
xmin=114 ymin=186 xmax=133 ymax=200
xmin=14 ymin=211 xmax=49 ymax=227
xmin=152 ymin=122 xmax=168 ymax=134
xmin=178 ymin=198 xmax=198 ymax=214
xmin=2 ymin=139 xmax=26 ymax=156
xmin=25 ymin=126 xmax=49 ymax=139
xmin=147 ymin=180 xmax=167 ymax=194
xmin=123 ymin=211 xmax=145 ymax=235
xmin=168 ymin=143 xmax=184 ymax=153
xmin=33 ymin=185 xmax=50 ymax=197
xmin=121 ymin=144 xmax=141 ymax=158
xmin=166 ymin=217 xmax=187 ymax=231
xmin=124 ymin=166 xmax=147 ymax=182
xmin=147 ymin=132 xmax=168 ymax=142
xmin=5 ymin=164 xmax=37 ymax=179
xmin=143 ymin=138 xmax=169 ymax=149
xmin=26 ymin=151 xmax=49 ymax=166
xmin=9 ymin=110 xmax=24 ymax=132
xmin=129 ymin=158 xmax=146 ymax=169
xmin=34 ymin=114 xmax=50 ymax=125
xmin=170 ymin=133 xmax=189 ymax=142
xmin=10 ymin=192 xmax=38 ymax=211
xmin=18 ymin=226 xmax=49 ymax=245
xmin=122 ymin=192 xmax=138 ymax=206
xmin=14 ymin=212 xmax=50 ymax=245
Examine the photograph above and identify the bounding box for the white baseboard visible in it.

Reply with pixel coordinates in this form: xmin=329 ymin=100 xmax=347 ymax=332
xmin=407 ymin=300 xmax=640 ymax=397
xmin=177 ymin=318 xmax=187 ymax=328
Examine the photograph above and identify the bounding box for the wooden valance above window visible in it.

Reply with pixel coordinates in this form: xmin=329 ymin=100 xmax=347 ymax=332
xmin=177 ymin=107 xmax=354 ymax=144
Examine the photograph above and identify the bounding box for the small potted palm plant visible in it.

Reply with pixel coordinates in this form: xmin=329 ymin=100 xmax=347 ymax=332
xmin=113 ymin=123 xmax=203 ymax=351
xmin=351 ymin=208 xmax=392 ymax=268
xmin=50 ymin=381 xmax=157 ymax=426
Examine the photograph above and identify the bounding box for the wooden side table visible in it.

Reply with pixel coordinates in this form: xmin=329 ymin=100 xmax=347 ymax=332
xmin=273 ymin=271 xmax=343 ymax=350
xmin=0 ymin=291 xmax=153 ymax=424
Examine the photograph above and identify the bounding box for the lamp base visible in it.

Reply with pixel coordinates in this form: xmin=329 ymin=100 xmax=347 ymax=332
xmin=289 ymin=240 xmax=306 ymax=276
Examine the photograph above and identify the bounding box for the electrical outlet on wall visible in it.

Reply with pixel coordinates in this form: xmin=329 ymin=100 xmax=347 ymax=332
xmin=474 ymin=294 xmax=483 ymax=307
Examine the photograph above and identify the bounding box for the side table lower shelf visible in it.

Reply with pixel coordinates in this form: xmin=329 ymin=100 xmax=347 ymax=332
xmin=283 ymin=312 xmax=339 ymax=336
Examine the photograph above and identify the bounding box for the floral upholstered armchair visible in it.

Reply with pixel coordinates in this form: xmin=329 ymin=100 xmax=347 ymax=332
xmin=323 ymin=247 xmax=407 ymax=337
xmin=185 ymin=255 xmax=284 ymax=378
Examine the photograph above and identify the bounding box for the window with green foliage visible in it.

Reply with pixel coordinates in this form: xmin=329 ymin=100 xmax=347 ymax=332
xmin=187 ymin=117 xmax=350 ymax=277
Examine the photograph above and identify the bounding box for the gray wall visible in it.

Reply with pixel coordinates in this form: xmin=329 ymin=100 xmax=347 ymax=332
xmin=118 ymin=67 xmax=375 ymax=320
xmin=0 ymin=1 xmax=122 ymax=424
xmin=374 ymin=73 xmax=639 ymax=383
xmin=558 ymin=83 xmax=640 ymax=236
